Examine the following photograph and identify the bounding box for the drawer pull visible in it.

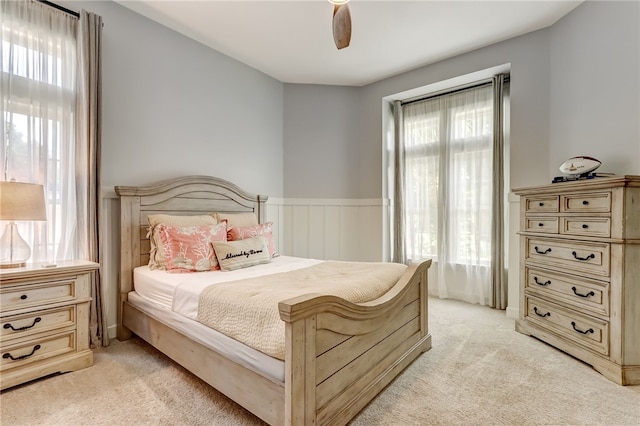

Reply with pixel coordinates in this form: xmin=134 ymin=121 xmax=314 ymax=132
xmin=534 ymin=246 xmax=551 ymax=255
xmin=534 ymin=307 xmax=551 ymax=318
xmin=20 ymin=295 xmax=28 ymax=300
xmin=571 ymin=287 xmax=595 ymax=298
xmin=571 ymin=321 xmax=594 ymax=335
xmin=582 ymin=200 xmax=589 ymax=205
xmin=2 ymin=344 xmax=41 ymax=361
xmin=582 ymin=224 xmax=589 ymax=229
xmin=539 ymin=202 xmax=544 ymax=207
xmin=572 ymin=251 xmax=595 ymax=261
xmin=533 ymin=277 xmax=551 ymax=286
xmin=538 ymin=223 xmax=544 ymax=227
xmin=3 ymin=317 xmax=42 ymax=331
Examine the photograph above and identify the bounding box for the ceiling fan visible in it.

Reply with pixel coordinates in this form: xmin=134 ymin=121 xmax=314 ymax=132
xmin=329 ymin=0 xmax=352 ymax=49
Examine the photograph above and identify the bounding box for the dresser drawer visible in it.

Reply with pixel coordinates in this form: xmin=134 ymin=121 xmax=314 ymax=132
xmin=0 ymin=306 xmax=75 ymax=342
xmin=524 ymin=217 xmax=559 ymax=234
xmin=525 ymin=296 xmax=609 ymax=356
xmin=560 ymin=217 xmax=611 ymax=238
xmin=524 ymin=196 xmax=559 ymax=213
xmin=0 ymin=330 xmax=76 ymax=371
xmin=524 ymin=267 xmax=609 ymax=316
xmin=525 ymin=237 xmax=610 ymax=277
xmin=561 ymin=192 xmax=611 ymax=213
xmin=0 ymin=280 xmax=76 ymax=312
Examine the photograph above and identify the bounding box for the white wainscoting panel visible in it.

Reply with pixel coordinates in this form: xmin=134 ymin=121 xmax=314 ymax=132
xmin=266 ymin=198 xmax=388 ymax=262
xmin=102 ymin=187 xmax=120 ymax=340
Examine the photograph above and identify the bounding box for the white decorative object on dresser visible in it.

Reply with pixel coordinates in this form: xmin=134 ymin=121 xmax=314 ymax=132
xmin=0 ymin=260 xmax=99 ymax=390
xmin=513 ymin=175 xmax=640 ymax=385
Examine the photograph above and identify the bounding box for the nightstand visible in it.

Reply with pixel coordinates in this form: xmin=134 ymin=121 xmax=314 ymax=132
xmin=0 ymin=260 xmax=99 ymax=390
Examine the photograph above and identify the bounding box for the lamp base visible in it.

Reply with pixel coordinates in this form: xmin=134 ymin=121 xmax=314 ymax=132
xmin=0 ymin=222 xmax=31 ymax=268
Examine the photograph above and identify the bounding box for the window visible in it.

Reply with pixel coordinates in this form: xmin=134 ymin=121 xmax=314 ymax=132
xmin=393 ymin=77 xmax=509 ymax=306
xmin=1 ymin=1 xmax=78 ymax=261
xmin=403 ymin=85 xmax=493 ymax=266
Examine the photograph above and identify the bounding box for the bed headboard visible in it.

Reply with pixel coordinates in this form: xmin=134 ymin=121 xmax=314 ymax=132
xmin=114 ymin=175 xmax=267 ymax=339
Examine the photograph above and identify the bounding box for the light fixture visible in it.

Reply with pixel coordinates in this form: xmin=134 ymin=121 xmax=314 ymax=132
xmin=329 ymin=0 xmax=352 ymax=49
xmin=0 ymin=180 xmax=46 ymax=268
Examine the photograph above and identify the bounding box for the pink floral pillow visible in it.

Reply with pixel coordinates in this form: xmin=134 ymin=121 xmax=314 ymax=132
xmin=227 ymin=222 xmax=279 ymax=258
xmin=157 ymin=222 xmax=227 ymax=272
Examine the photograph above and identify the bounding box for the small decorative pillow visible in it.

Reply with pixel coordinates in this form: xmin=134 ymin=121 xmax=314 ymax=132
xmin=147 ymin=214 xmax=218 ymax=270
xmin=157 ymin=222 xmax=227 ymax=273
xmin=227 ymin=221 xmax=279 ymax=258
xmin=213 ymin=237 xmax=271 ymax=271
xmin=215 ymin=212 xmax=258 ymax=229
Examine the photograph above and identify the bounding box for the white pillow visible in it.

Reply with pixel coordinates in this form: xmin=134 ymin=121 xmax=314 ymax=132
xmin=213 ymin=237 xmax=271 ymax=271
xmin=214 ymin=212 xmax=258 ymax=228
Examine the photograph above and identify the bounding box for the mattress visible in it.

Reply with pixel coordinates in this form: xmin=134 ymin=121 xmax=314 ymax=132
xmin=129 ymin=255 xmax=324 ymax=382
xmin=127 ymin=292 xmax=285 ymax=382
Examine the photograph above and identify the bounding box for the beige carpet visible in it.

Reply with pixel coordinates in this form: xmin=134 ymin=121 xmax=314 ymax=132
xmin=1 ymin=297 xmax=639 ymax=426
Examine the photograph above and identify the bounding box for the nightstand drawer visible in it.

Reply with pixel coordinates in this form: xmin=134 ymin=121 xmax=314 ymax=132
xmin=1 ymin=306 xmax=75 ymax=342
xmin=0 ymin=330 xmax=76 ymax=371
xmin=524 ymin=217 xmax=559 ymax=234
xmin=560 ymin=217 xmax=611 ymax=238
xmin=524 ymin=196 xmax=559 ymax=213
xmin=561 ymin=192 xmax=611 ymax=213
xmin=524 ymin=267 xmax=609 ymax=317
xmin=0 ymin=280 xmax=75 ymax=312
xmin=525 ymin=296 xmax=609 ymax=356
xmin=525 ymin=237 xmax=610 ymax=277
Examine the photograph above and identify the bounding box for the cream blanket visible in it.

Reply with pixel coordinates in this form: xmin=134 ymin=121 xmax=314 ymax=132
xmin=197 ymin=261 xmax=407 ymax=360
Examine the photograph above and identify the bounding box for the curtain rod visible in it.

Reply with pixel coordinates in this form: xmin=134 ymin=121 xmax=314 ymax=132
xmin=37 ymin=0 xmax=79 ymax=18
xmin=401 ymin=74 xmax=510 ymax=107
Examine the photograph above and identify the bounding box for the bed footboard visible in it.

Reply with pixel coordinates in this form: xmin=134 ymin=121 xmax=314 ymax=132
xmin=279 ymin=259 xmax=432 ymax=426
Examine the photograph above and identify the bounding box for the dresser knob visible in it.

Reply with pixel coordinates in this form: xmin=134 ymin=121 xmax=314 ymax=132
xmin=572 ymin=287 xmax=595 ymax=298
xmin=582 ymin=200 xmax=589 ymax=205
xmin=582 ymin=224 xmax=589 ymax=229
xmin=539 ymin=202 xmax=544 ymax=207
xmin=571 ymin=321 xmax=594 ymax=335
xmin=20 ymin=295 xmax=28 ymax=300
xmin=572 ymin=251 xmax=595 ymax=261
xmin=4 ymin=317 xmax=42 ymax=331
xmin=534 ymin=246 xmax=552 ymax=255
xmin=533 ymin=307 xmax=551 ymax=318
xmin=2 ymin=344 xmax=41 ymax=361
xmin=534 ymin=277 xmax=551 ymax=286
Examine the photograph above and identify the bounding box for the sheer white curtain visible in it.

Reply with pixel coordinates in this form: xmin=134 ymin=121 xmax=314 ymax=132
xmin=402 ymin=85 xmax=494 ymax=305
xmin=1 ymin=0 xmax=78 ymax=262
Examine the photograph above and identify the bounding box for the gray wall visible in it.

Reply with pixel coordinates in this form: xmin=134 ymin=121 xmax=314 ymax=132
xmin=283 ymin=85 xmax=361 ymax=198
xmin=282 ymin=0 xmax=639 ymax=198
xmin=63 ymin=1 xmax=285 ymax=197
xmin=65 ymin=0 xmax=638 ymax=199
xmin=549 ymin=0 xmax=640 ymax=176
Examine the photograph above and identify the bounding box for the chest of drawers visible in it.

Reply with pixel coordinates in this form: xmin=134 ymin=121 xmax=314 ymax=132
xmin=513 ymin=176 xmax=640 ymax=385
xmin=0 ymin=260 xmax=99 ymax=389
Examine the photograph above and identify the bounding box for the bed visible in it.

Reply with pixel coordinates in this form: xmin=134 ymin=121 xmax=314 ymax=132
xmin=115 ymin=175 xmax=432 ymax=426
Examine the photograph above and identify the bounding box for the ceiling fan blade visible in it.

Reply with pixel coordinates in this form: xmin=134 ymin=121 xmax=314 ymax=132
xmin=332 ymin=4 xmax=351 ymax=50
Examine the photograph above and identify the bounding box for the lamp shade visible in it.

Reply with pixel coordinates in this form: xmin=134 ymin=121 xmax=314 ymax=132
xmin=0 ymin=181 xmax=47 ymax=221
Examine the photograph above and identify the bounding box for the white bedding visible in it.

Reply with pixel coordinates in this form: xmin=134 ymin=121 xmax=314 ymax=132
xmin=130 ymin=255 xmax=323 ymax=381
xmin=133 ymin=255 xmax=322 ymax=313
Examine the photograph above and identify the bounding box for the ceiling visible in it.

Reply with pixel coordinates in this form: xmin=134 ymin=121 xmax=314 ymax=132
xmin=116 ymin=0 xmax=582 ymax=87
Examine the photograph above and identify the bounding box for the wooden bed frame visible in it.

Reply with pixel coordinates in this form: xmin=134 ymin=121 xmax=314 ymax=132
xmin=115 ymin=175 xmax=432 ymax=426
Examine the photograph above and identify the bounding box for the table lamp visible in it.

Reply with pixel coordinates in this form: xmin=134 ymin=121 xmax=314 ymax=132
xmin=0 ymin=180 xmax=47 ymax=268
